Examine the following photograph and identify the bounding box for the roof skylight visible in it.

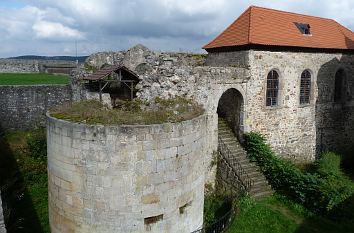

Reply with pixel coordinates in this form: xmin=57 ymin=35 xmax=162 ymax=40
xmin=295 ymin=22 xmax=311 ymax=35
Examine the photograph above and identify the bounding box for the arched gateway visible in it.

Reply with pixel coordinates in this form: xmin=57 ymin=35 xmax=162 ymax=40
xmin=217 ymin=88 xmax=244 ymax=142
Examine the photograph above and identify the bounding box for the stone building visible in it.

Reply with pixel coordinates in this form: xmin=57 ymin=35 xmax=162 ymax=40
xmin=203 ymin=6 xmax=354 ymax=160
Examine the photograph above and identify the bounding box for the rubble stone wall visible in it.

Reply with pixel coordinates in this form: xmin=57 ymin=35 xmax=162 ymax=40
xmin=246 ymin=50 xmax=354 ymax=159
xmin=205 ymin=50 xmax=249 ymax=67
xmin=47 ymin=114 xmax=207 ymax=233
xmin=0 ymin=85 xmax=72 ymax=131
xmin=81 ymin=45 xmax=354 ymax=161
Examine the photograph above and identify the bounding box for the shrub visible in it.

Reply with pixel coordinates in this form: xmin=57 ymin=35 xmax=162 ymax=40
xmin=27 ymin=130 xmax=47 ymax=160
xmin=316 ymin=152 xmax=341 ymax=177
xmin=315 ymin=152 xmax=354 ymax=211
xmin=244 ymin=132 xmax=354 ymax=213
xmin=204 ymin=194 xmax=232 ymax=225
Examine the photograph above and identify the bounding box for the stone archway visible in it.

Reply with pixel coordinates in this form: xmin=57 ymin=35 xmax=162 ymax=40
xmin=217 ymin=88 xmax=244 ymax=142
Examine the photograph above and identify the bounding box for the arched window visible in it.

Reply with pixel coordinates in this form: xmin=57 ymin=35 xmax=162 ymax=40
xmin=266 ymin=70 xmax=279 ymax=106
xmin=334 ymin=69 xmax=345 ymax=102
xmin=300 ymin=70 xmax=311 ymax=104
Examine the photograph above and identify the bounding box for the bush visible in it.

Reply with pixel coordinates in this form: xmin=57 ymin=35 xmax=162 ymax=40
xmin=316 ymin=152 xmax=354 ymax=211
xmin=204 ymin=194 xmax=232 ymax=225
xmin=316 ymin=152 xmax=341 ymax=177
xmin=244 ymin=132 xmax=354 ymax=213
xmin=27 ymin=130 xmax=47 ymax=160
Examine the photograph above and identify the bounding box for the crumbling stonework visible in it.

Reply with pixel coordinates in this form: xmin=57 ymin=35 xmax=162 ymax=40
xmin=82 ymin=45 xmax=354 ymax=160
xmin=47 ymin=114 xmax=207 ymax=233
xmin=78 ymin=45 xmax=250 ymax=186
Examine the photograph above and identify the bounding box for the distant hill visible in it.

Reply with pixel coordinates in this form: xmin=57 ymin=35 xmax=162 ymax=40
xmin=7 ymin=55 xmax=89 ymax=63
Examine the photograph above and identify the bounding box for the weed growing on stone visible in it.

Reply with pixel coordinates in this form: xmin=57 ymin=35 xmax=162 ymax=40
xmin=50 ymin=97 xmax=204 ymax=125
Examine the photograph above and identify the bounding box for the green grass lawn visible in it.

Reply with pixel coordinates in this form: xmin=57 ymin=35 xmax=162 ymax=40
xmin=227 ymin=194 xmax=354 ymax=233
xmin=0 ymin=73 xmax=69 ymax=85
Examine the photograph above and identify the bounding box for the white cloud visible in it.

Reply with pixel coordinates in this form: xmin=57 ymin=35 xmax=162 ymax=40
xmin=0 ymin=0 xmax=354 ymax=57
xmin=32 ymin=20 xmax=84 ymax=40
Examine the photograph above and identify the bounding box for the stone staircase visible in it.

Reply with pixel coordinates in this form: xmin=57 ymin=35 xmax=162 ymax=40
xmin=218 ymin=118 xmax=273 ymax=199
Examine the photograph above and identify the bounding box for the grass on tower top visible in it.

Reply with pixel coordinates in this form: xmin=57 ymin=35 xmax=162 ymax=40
xmin=50 ymin=97 xmax=204 ymax=125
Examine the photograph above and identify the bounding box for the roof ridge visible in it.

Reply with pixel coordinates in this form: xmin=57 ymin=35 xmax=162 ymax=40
xmin=249 ymin=5 xmax=333 ymax=22
xmin=334 ymin=20 xmax=354 ymax=42
xmin=247 ymin=6 xmax=252 ymax=43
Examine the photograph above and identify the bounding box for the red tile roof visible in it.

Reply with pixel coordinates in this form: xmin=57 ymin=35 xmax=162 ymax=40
xmin=203 ymin=6 xmax=354 ymax=51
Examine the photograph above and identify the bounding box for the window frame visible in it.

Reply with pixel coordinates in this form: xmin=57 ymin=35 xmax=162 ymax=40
xmin=299 ymin=69 xmax=312 ymax=105
xmin=266 ymin=69 xmax=280 ymax=107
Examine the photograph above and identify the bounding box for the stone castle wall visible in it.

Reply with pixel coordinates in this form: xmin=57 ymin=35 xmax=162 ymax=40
xmin=0 ymin=59 xmax=77 ymax=74
xmin=47 ymin=114 xmax=208 ymax=233
xmin=205 ymin=50 xmax=249 ymax=67
xmin=0 ymin=85 xmax=72 ymax=131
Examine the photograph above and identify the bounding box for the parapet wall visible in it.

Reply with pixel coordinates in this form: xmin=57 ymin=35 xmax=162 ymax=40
xmin=0 ymin=85 xmax=72 ymax=131
xmin=47 ymin=114 xmax=208 ymax=233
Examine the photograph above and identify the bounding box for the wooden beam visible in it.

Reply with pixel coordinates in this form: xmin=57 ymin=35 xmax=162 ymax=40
xmin=99 ymin=80 xmax=102 ymax=102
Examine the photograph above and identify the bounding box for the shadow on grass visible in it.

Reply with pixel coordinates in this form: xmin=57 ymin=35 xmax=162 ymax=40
xmin=0 ymin=125 xmax=44 ymax=233
xmin=294 ymin=193 xmax=354 ymax=233
xmin=341 ymin=148 xmax=354 ymax=180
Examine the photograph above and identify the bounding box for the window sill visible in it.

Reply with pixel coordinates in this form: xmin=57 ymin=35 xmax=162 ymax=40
xmin=264 ymin=105 xmax=283 ymax=110
xmin=298 ymin=103 xmax=311 ymax=108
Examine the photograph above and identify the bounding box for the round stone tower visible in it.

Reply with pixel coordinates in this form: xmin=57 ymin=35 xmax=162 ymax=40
xmin=47 ymin=114 xmax=207 ymax=233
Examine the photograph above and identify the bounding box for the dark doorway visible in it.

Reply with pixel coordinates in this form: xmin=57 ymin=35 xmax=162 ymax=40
xmin=217 ymin=88 xmax=244 ymax=142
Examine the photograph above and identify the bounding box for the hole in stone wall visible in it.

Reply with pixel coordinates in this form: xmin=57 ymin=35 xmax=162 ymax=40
xmin=144 ymin=214 xmax=163 ymax=225
xmin=179 ymin=201 xmax=192 ymax=214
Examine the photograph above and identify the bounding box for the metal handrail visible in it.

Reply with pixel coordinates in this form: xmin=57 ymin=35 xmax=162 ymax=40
xmin=191 ymin=208 xmax=235 ymax=233
xmin=190 ymin=134 xmax=254 ymax=233
xmin=218 ymin=137 xmax=254 ymax=192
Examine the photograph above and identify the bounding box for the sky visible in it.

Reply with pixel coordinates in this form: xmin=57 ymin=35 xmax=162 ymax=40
xmin=0 ymin=0 xmax=354 ymax=58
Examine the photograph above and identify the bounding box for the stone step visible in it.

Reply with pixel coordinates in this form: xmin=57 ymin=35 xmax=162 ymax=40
xmin=222 ymin=144 xmax=244 ymax=151
xmin=220 ymin=134 xmax=236 ymax=138
xmin=223 ymin=145 xmax=244 ymax=153
xmin=218 ymin=117 xmax=273 ymax=199
xmin=251 ymin=190 xmax=275 ymax=200
xmin=250 ymin=181 xmax=272 ymax=189
xmin=251 ymin=176 xmax=268 ymax=184
xmin=252 ymin=179 xmax=269 ymax=187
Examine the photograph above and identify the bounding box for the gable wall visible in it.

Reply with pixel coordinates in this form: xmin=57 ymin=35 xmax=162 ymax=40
xmin=205 ymin=50 xmax=249 ymax=67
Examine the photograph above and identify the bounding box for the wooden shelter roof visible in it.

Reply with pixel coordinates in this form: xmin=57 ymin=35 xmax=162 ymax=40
xmin=83 ymin=64 xmax=138 ymax=81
